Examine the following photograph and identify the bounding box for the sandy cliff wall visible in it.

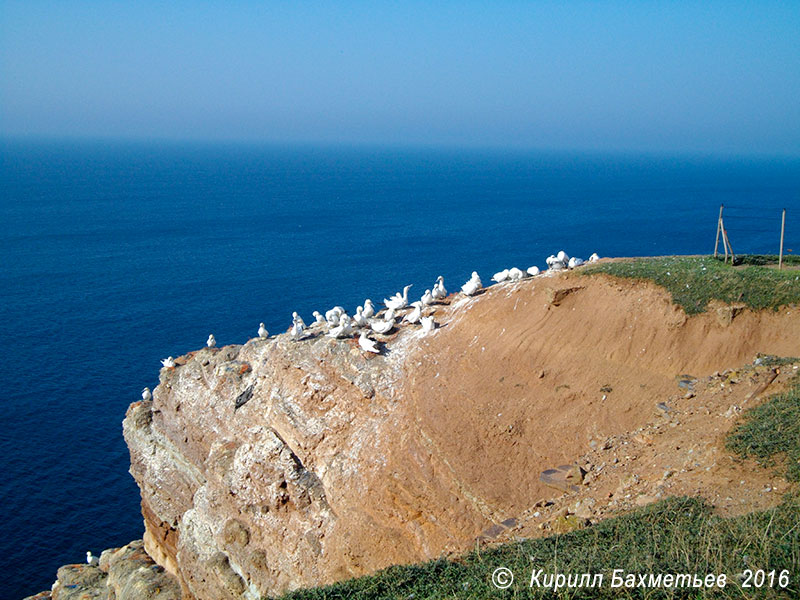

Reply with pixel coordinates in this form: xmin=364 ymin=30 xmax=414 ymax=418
xmin=123 ymin=271 xmax=800 ymax=598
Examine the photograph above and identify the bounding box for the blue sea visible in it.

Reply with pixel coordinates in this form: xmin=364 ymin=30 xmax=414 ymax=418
xmin=1 ymin=139 xmax=798 ymax=598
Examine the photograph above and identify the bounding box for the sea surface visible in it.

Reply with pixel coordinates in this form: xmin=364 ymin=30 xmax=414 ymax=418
xmin=1 ymin=139 xmax=798 ymax=598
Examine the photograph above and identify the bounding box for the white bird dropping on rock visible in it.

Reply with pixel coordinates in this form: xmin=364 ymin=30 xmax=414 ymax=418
xmin=206 ymin=334 xmax=216 ymax=348
xmin=161 ymin=356 xmax=175 ymax=368
xmin=420 ymin=315 xmax=436 ymax=334
xmin=358 ymin=331 xmax=380 ymax=354
xmin=258 ymin=323 xmax=269 ymax=338
xmin=141 ymin=387 xmax=152 ymax=402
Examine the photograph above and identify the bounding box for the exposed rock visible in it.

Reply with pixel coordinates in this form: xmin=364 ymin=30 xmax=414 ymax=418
xmin=117 ymin=271 xmax=800 ymax=598
xmin=30 ymin=541 xmax=180 ymax=600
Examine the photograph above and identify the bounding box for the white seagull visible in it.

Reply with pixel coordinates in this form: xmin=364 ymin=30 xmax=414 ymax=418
xmin=358 ymin=331 xmax=380 ymax=354
xmin=362 ymin=299 xmax=375 ymax=319
xmin=420 ymin=315 xmax=436 ymax=334
xmin=353 ymin=306 xmax=368 ymax=328
xmin=86 ymin=551 xmax=99 ymax=567
xmin=589 ymin=252 xmax=600 ymax=263
xmin=141 ymin=387 xmax=152 ymax=402
xmin=461 ymin=271 xmax=482 ymax=296
xmin=492 ymin=269 xmax=510 ymax=283
xmin=384 ymin=284 xmax=413 ymax=310
xmin=161 ymin=356 xmax=175 ymax=368
xmin=290 ymin=312 xmax=306 ymax=341
xmin=568 ymin=256 xmax=585 ymax=269
xmin=557 ymin=250 xmax=569 ymax=264
xmin=421 ymin=289 xmax=435 ymax=306
xmin=258 ymin=323 xmax=269 ymax=338
xmin=432 ymin=275 xmax=447 ymax=299
xmin=312 ymin=311 xmax=326 ymax=325
xmin=384 ymin=307 xmax=397 ymax=322
xmin=206 ymin=334 xmax=216 ymax=348
xmin=508 ymin=267 xmax=525 ymax=281
xmin=370 ymin=319 xmax=394 ymax=334
xmin=527 ymin=266 xmax=541 ymax=276
xmin=403 ymin=301 xmax=422 ymax=324
xmin=325 ymin=307 xmax=342 ymax=326
xmin=328 ymin=316 xmax=353 ymax=339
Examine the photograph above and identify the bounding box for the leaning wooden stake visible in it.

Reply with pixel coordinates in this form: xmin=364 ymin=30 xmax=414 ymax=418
xmin=723 ymin=227 xmax=735 ymax=263
xmin=721 ymin=218 xmax=729 ymax=262
xmin=714 ymin=204 xmax=724 ymax=258
xmin=779 ymin=208 xmax=786 ymax=270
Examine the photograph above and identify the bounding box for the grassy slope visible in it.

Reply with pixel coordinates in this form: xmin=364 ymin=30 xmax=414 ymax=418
xmin=583 ymin=255 xmax=800 ymax=315
xmin=274 ymin=257 xmax=800 ymax=600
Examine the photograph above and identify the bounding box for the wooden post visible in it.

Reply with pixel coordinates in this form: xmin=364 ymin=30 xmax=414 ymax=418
xmin=779 ymin=208 xmax=786 ymax=269
xmin=721 ymin=217 xmax=729 ymax=262
xmin=724 ymin=227 xmax=735 ymax=264
xmin=714 ymin=204 xmax=724 ymax=258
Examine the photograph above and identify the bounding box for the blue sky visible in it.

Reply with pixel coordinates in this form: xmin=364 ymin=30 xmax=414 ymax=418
xmin=1 ymin=1 xmax=799 ymax=154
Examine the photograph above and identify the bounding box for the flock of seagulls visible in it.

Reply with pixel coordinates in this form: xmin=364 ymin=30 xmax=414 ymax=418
xmin=157 ymin=250 xmax=599 ymax=369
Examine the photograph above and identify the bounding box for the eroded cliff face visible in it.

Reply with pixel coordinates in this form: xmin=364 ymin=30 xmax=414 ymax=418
xmin=123 ymin=271 xmax=800 ymax=599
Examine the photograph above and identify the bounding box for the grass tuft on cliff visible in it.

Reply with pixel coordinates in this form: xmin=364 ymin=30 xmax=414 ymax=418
xmin=583 ymin=255 xmax=800 ymax=315
xmin=727 ymin=376 xmax=800 ymax=483
xmin=275 ymin=495 xmax=799 ymax=600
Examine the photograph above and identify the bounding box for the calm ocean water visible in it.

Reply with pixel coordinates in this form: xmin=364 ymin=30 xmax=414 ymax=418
xmin=1 ymin=139 xmax=798 ymax=597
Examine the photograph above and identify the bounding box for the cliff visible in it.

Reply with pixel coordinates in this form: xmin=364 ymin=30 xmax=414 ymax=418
xmin=119 ymin=269 xmax=799 ymax=599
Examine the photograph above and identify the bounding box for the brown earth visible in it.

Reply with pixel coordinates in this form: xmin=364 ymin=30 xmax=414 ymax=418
xmin=112 ymin=267 xmax=800 ymax=599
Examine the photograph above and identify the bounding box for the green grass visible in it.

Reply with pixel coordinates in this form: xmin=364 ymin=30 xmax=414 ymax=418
xmin=583 ymin=255 xmax=800 ymax=314
xmin=727 ymin=377 xmax=800 ymax=483
xmin=275 ymin=495 xmax=799 ymax=599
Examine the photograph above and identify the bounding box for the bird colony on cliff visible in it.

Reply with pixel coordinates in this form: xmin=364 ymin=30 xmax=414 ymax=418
xmin=158 ymin=250 xmax=598 ymax=369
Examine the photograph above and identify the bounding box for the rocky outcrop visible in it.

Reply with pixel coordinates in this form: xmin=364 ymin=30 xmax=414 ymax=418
xmin=119 ymin=271 xmax=800 ymax=599
xmin=24 ymin=540 xmax=181 ymax=600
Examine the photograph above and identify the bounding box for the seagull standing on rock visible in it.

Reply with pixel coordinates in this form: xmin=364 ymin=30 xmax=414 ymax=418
xmin=508 ymin=267 xmax=525 ymax=281
xmin=589 ymin=252 xmax=600 ymax=263
xmin=312 ymin=311 xmax=326 ymax=325
xmin=421 ymin=289 xmax=434 ymax=306
xmin=86 ymin=551 xmax=99 ymax=567
xmin=258 ymin=323 xmax=269 ymax=338
xmin=358 ymin=331 xmax=380 ymax=354
xmin=206 ymin=334 xmax=216 ymax=348
xmin=161 ymin=357 xmax=175 ymax=368
xmin=362 ymin=299 xmax=375 ymax=319
xmin=370 ymin=319 xmax=393 ymax=334
xmin=141 ymin=387 xmax=152 ymax=402
xmin=527 ymin=266 xmax=540 ymax=276
xmin=461 ymin=271 xmax=482 ymax=296
xmin=432 ymin=276 xmax=447 ymax=300
xmin=403 ymin=301 xmax=423 ymax=324
xmin=353 ymin=306 xmax=368 ymax=328
xmin=492 ymin=269 xmax=510 ymax=283
xmin=328 ymin=316 xmax=353 ymax=339
xmin=385 ymin=285 xmax=412 ymax=310
xmin=291 ymin=312 xmax=306 ymax=341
